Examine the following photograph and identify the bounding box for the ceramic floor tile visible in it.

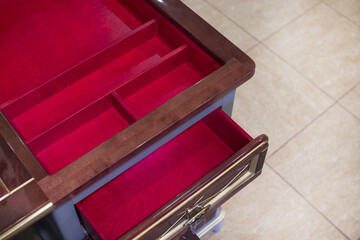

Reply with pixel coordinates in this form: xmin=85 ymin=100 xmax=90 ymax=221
xmin=206 ymin=0 xmax=319 ymax=41
xmin=264 ymin=3 xmax=360 ymax=99
xmin=202 ymin=165 xmax=347 ymax=240
xmin=268 ymin=104 xmax=360 ymax=239
xmin=181 ymin=0 xmax=257 ymax=51
xmin=232 ymin=44 xmax=333 ymax=156
xmin=339 ymin=84 xmax=360 ymax=120
xmin=324 ymin=0 xmax=360 ymax=26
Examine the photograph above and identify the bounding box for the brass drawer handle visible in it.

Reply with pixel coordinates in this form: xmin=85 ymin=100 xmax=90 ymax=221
xmin=138 ymin=141 xmax=267 ymax=240
xmin=158 ymin=163 xmax=252 ymax=240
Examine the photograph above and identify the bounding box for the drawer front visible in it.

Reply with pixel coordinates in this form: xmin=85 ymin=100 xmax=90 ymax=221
xmin=136 ymin=137 xmax=267 ymax=240
xmin=76 ymin=109 xmax=268 ymax=240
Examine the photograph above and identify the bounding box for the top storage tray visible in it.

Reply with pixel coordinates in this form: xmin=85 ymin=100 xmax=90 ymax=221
xmin=0 ymin=1 xmax=261 ymax=238
xmin=0 ymin=0 xmax=220 ymax=175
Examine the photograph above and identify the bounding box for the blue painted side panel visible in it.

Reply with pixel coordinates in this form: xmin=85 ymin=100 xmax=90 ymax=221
xmin=49 ymin=201 xmax=85 ymax=240
xmin=221 ymin=90 xmax=236 ymax=117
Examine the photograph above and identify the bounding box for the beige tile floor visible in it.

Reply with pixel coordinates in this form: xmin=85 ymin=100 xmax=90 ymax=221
xmin=182 ymin=0 xmax=360 ymax=239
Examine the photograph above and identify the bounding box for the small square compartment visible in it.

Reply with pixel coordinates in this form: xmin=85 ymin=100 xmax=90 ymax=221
xmin=116 ymin=46 xmax=219 ymax=119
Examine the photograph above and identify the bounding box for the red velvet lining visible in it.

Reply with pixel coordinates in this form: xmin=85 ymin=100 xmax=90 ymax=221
xmin=0 ymin=0 xmax=141 ymax=106
xmin=28 ymin=95 xmax=134 ymax=175
xmin=77 ymin=109 xmax=251 ymax=240
xmin=10 ymin=37 xmax=171 ymax=142
xmin=121 ymin=62 xmax=204 ymax=118
xmin=0 ymin=0 xmax=221 ymax=175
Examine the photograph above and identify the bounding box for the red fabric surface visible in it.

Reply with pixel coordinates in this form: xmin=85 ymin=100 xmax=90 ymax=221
xmin=10 ymin=37 xmax=170 ymax=142
xmin=0 ymin=0 xmax=141 ymax=107
xmin=76 ymin=110 xmax=247 ymax=240
xmin=0 ymin=0 xmax=221 ymax=177
xmin=202 ymin=109 xmax=253 ymax=151
xmin=34 ymin=105 xmax=130 ymax=175
xmin=123 ymin=62 xmax=203 ymax=118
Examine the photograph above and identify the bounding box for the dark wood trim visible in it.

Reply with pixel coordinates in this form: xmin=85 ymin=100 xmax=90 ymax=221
xmin=146 ymin=0 xmax=255 ymax=67
xmin=38 ymin=58 xmax=255 ymax=206
xmin=0 ymin=185 xmax=7 ymax=198
xmin=0 ymin=181 xmax=51 ymax=236
xmin=0 ymin=134 xmax=32 ymax=191
xmin=0 ymin=112 xmax=47 ymax=181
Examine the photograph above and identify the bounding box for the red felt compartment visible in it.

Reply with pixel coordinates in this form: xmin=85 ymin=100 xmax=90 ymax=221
xmin=9 ymin=37 xmax=172 ymax=142
xmin=119 ymin=62 xmax=204 ymax=118
xmin=27 ymin=95 xmax=134 ymax=175
xmin=76 ymin=109 xmax=252 ymax=240
xmin=1 ymin=20 xmax=159 ymax=118
xmin=0 ymin=0 xmax=142 ymax=107
xmin=0 ymin=0 xmax=222 ymax=177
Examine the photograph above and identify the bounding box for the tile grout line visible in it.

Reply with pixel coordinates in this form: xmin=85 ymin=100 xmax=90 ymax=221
xmin=320 ymin=0 xmax=360 ymax=121
xmin=338 ymin=80 xmax=360 ymax=101
xmin=338 ymin=81 xmax=360 ymax=122
xmin=266 ymin=102 xmax=336 ymax=159
xmin=338 ymin=102 xmax=360 ymax=122
xmin=321 ymin=0 xmax=360 ymax=28
xmin=204 ymin=0 xmax=359 ymax=107
xmin=261 ymin=1 xmax=321 ymax=43
xmin=263 ymin=101 xmax=357 ymax=239
xmin=200 ymin=1 xmax=358 ymax=238
xmin=261 ymin=42 xmax=337 ymax=102
xmin=265 ymin=162 xmax=351 ymax=240
xmin=204 ymin=0 xmax=338 ymax=103
xmin=183 ymin=0 xmax=259 ymax=52
xmin=262 ymin=42 xmax=360 ymax=123
xmin=245 ymin=42 xmax=260 ymax=53
xmin=205 ymin=0 xmax=321 ymax=43
xmin=204 ymin=0 xmax=261 ymax=42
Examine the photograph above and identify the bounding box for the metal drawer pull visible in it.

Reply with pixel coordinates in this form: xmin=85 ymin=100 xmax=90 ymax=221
xmin=158 ymin=164 xmax=250 ymax=240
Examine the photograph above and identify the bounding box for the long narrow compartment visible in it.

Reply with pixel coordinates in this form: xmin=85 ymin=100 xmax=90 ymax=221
xmin=0 ymin=0 xmax=221 ymax=174
xmin=76 ymin=109 xmax=253 ymax=240
xmin=8 ymin=29 xmax=172 ymax=142
xmin=116 ymin=46 xmax=218 ymax=118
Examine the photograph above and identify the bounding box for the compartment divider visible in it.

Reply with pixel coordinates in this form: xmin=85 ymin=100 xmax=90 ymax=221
xmin=117 ymin=44 xmax=189 ymax=99
xmin=16 ymin=53 xmax=163 ymax=144
xmin=26 ymin=96 xmax=116 ymax=154
xmin=111 ymin=92 xmax=140 ymax=120
xmin=27 ymin=94 xmax=133 ymax=174
xmin=3 ymin=19 xmax=159 ymax=119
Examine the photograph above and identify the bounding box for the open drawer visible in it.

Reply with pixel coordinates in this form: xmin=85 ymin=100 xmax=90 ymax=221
xmin=0 ymin=0 xmax=264 ymax=238
xmin=1 ymin=0 xmax=221 ymax=175
xmin=76 ymin=109 xmax=268 ymax=240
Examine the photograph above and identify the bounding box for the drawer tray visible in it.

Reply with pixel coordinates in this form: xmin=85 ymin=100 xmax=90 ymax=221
xmin=0 ymin=0 xmax=220 ymax=175
xmin=76 ymin=109 xmax=268 ymax=240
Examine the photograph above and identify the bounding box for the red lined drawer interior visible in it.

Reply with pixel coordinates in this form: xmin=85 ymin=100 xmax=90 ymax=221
xmin=0 ymin=0 xmax=221 ymax=174
xmin=0 ymin=0 xmax=141 ymax=107
xmin=76 ymin=109 xmax=252 ymax=240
